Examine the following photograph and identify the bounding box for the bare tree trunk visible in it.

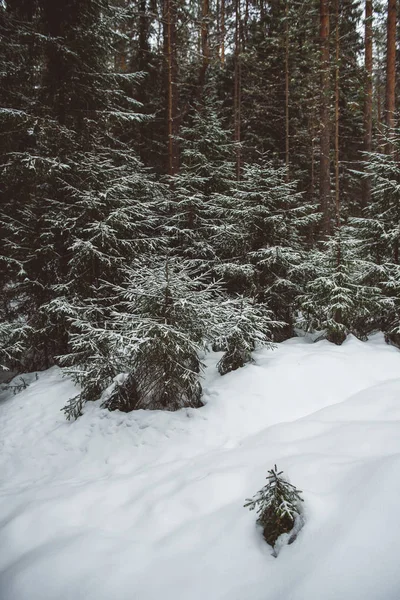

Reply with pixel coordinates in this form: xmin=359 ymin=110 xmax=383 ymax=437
xmin=114 ymin=0 xmax=128 ymax=72
xmin=234 ymin=0 xmax=241 ymax=180
xmin=320 ymin=0 xmax=331 ymax=235
xmin=163 ymin=0 xmax=179 ymax=175
xmin=137 ymin=0 xmax=150 ymax=70
xmin=243 ymin=0 xmax=249 ymax=52
xmin=216 ymin=0 xmax=220 ymax=60
xmin=221 ymin=0 xmax=225 ymax=64
xmin=334 ymin=0 xmax=340 ymax=228
xmin=385 ymin=0 xmax=396 ymax=134
xmin=198 ymin=0 xmax=210 ymax=91
xmin=362 ymin=0 xmax=373 ymax=208
xmin=284 ymin=0 xmax=290 ymax=179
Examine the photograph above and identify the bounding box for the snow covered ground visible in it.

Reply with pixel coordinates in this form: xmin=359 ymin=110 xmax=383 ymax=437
xmin=1 ymin=333 xmax=400 ymax=600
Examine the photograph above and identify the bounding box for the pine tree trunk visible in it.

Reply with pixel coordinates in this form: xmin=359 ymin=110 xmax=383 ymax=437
xmin=114 ymin=0 xmax=128 ymax=73
xmin=362 ymin=0 xmax=373 ymax=207
xmin=221 ymin=0 xmax=225 ymax=64
xmin=320 ymin=0 xmax=331 ymax=235
xmin=163 ymin=0 xmax=179 ymax=175
xmin=138 ymin=0 xmax=150 ymax=70
xmin=199 ymin=0 xmax=210 ymax=91
xmin=234 ymin=0 xmax=241 ymax=180
xmin=285 ymin=0 xmax=290 ymax=179
xmin=334 ymin=0 xmax=340 ymax=227
xmin=244 ymin=0 xmax=249 ymax=52
xmin=386 ymin=0 xmax=396 ymax=134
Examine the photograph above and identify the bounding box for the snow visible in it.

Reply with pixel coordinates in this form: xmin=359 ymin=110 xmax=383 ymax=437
xmin=1 ymin=333 xmax=400 ymax=600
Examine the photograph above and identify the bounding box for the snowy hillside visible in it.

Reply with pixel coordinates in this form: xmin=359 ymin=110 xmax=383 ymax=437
xmin=1 ymin=333 xmax=400 ymax=600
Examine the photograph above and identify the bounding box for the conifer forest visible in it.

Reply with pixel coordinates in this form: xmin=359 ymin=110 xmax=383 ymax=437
xmin=2 ymin=2 xmax=400 ymax=598
xmin=2 ymin=0 xmax=400 ymax=417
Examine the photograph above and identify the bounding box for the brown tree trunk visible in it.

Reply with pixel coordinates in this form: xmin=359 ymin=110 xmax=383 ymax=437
xmin=320 ymin=0 xmax=331 ymax=235
xmin=221 ymin=0 xmax=225 ymax=64
xmin=163 ymin=0 xmax=179 ymax=175
xmin=234 ymin=0 xmax=241 ymax=180
xmin=114 ymin=0 xmax=128 ymax=72
xmin=362 ymin=0 xmax=373 ymax=208
xmin=137 ymin=0 xmax=150 ymax=70
xmin=385 ymin=0 xmax=396 ymax=133
xmin=243 ymin=0 xmax=249 ymax=52
xmin=199 ymin=0 xmax=210 ymax=91
xmin=334 ymin=0 xmax=340 ymax=228
xmin=284 ymin=0 xmax=290 ymax=179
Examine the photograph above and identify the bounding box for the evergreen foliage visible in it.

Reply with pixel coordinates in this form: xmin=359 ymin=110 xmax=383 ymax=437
xmin=298 ymin=228 xmax=384 ymax=344
xmin=0 ymin=0 xmax=398 ymax=419
xmin=61 ymin=258 xmax=224 ymax=418
xmin=166 ymin=89 xmax=237 ymax=266
xmin=353 ymin=133 xmax=400 ymax=344
xmin=214 ymin=155 xmax=317 ymax=336
xmin=0 ymin=0 xmax=164 ymax=372
xmin=214 ymin=297 xmax=280 ymax=375
xmin=245 ymin=465 xmax=304 ymax=550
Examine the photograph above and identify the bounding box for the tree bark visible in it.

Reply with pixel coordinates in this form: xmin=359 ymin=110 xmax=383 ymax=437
xmin=221 ymin=0 xmax=225 ymax=64
xmin=199 ymin=0 xmax=210 ymax=91
xmin=284 ymin=0 xmax=290 ymax=179
xmin=334 ymin=0 xmax=340 ymax=227
xmin=319 ymin=0 xmax=331 ymax=235
xmin=385 ymin=0 xmax=396 ymax=133
xmin=163 ymin=0 xmax=179 ymax=175
xmin=362 ymin=0 xmax=373 ymax=207
xmin=137 ymin=0 xmax=150 ymax=71
xmin=234 ymin=0 xmax=241 ymax=179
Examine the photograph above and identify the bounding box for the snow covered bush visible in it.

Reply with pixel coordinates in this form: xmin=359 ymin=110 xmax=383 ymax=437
xmin=353 ymin=135 xmax=400 ymax=345
xmin=61 ymin=258 xmax=228 ymax=418
xmin=298 ymin=228 xmax=384 ymax=344
xmin=106 ymin=258 xmax=224 ymax=411
xmin=245 ymin=465 xmax=304 ymax=552
xmin=58 ymin=299 xmax=125 ymax=420
xmin=0 ymin=319 xmax=31 ymax=373
xmin=213 ymin=155 xmax=317 ymax=332
xmin=213 ymin=296 xmax=281 ymax=375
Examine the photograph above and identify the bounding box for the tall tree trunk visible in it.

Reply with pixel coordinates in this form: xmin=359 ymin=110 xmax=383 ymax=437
xmin=199 ymin=0 xmax=210 ymax=91
xmin=114 ymin=0 xmax=128 ymax=72
xmin=234 ymin=0 xmax=241 ymax=179
xmin=243 ymin=0 xmax=249 ymax=52
xmin=362 ymin=0 xmax=373 ymax=207
xmin=220 ymin=0 xmax=225 ymax=64
xmin=386 ymin=0 xmax=396 ymax=134
xmin=320 ymin=0 xmax=331 ymax=235
xmin=284 ymin=0 xmax=290 ymax=179
xmin=163 ymin=0 xmax=179 ymax=175
xmin=138 ymin=0 xmax=150 ymax=71
xmin=334 ymin=0 xmax=340 ymax=227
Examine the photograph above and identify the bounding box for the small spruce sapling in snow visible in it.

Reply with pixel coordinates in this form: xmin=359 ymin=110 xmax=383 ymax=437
xmin=245 ymin=465 xmax=304 ymax=552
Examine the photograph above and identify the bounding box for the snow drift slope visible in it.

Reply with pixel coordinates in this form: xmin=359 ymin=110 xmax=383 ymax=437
xmin=0 ymin=333 xmax=400 ymax=600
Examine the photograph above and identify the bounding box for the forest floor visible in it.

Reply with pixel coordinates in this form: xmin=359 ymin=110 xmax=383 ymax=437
xmin=1 ymin=333 xmax=400 ymax=600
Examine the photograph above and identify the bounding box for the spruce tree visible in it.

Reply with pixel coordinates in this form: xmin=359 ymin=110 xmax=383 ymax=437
xmin=166 ymin=88 xmax=237 ymax=267
xmin=245 ymin=465 xmax=304 ymax=552
xmin=354 ymin=131 xmax=400 ymax=344
xmin=0 ymin=0 xmax=164 ymax=371
xmin=62 ymin=258 xmax=225 ymax=417
xmin=298 ymin=227 xmax=383 ymax=344
xmin=214 ymin=296 xmax=280 ymax=375
xmin=215 ymin=155 xmax=317 ymax=337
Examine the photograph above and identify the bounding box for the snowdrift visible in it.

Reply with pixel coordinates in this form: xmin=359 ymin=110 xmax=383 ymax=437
xmin=1 ymin=333 xmax=400 ymax=600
